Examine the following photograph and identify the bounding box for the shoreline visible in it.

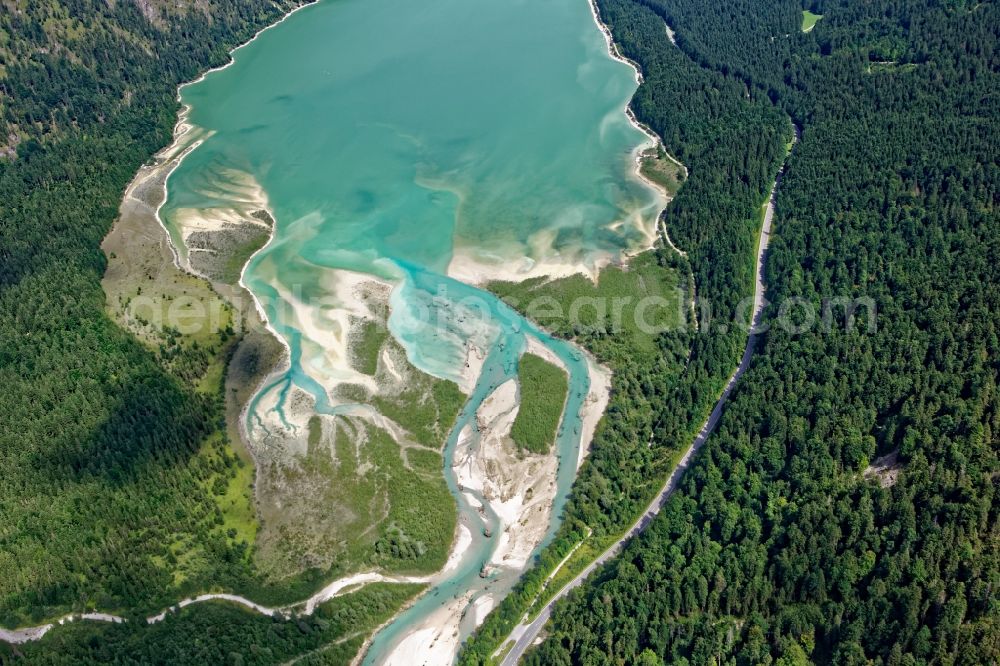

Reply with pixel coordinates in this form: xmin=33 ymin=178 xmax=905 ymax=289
xmin=586 ymin=0 xmax=645 ymax=87
xmin=151 ymin=0 xmax=319 ymax=273
xmin=146 ymin=1 xmax=327 ymax=450
xmin=587 ymin=0 xmax=689 ymax=259
xmin=448 ymin=0 xmax=679 ymax=290
xmin=176 ymin=1 xmax=320 ymax=104
xmin=448 ymin=248 xmax=609 ymax=287
xmin=586 ymin=0 xmax=684 ymax=177
xmin=127 ymin=3 xmax=323 ymax=451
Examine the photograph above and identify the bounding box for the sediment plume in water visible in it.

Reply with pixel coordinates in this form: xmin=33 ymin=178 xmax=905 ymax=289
xmin=154 ymin=0 xmax=663 ymax=663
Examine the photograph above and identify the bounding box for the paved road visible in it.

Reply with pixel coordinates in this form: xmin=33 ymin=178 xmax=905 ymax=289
xmin=499 ymin=134 xmax=796 ymax=666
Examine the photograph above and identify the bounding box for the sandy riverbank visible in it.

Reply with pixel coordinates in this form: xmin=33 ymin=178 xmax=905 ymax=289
xmin=394 ymin=337 xmax=608 ymax=664
xmin=264 ymin=267 xmax=393 ymax=399
xmin=380 ymin=376 xmax=560 ymax=665
xmin=447 ymin=239 xmax=610 ymax=286
xmin=380 ymin=593 xmax=473 ymax=666
xmin=445 ymin=185 xmax=664 ymax=288
xmin=465 ymin=378 xmax=559 ymax=570
xmin=579 ymin=355 xmax=612 ymax=468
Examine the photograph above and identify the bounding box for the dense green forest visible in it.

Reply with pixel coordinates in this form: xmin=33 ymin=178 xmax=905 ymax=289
xmin=3 ymin=0 xmax=997 ymax=663
xmin=517 ymin=0 xmax=999 ymax=664
xmin=0 ymin=0 xmax=320 ymax=629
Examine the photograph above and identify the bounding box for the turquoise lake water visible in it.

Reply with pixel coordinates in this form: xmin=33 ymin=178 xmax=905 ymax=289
xmin=160 ymin=0 xmax=660 ymax=661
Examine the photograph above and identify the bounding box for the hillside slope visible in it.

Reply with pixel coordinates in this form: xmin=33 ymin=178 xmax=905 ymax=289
xmin=0 ymin=0 xmax=310 ymax=627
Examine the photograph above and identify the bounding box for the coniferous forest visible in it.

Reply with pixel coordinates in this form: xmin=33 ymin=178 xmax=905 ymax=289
xmin=1 ymin=0 xmax=997 ymax=664
xmin=513 ymin=0 xmax=999 ymax=664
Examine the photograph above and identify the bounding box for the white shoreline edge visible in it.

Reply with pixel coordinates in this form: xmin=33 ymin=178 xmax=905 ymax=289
xmin=447 ymin=0 xmax=677 ymax=289
xmin=150 ymin=2 xmax=324 ymax=445
xmin=587 ymin=0 xmax=688 ymax=257
xmin=586 ymin=0 xmax=685 ymax=182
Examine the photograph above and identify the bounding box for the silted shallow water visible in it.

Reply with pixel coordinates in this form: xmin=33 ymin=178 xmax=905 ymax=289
xmin=159 ymin=0 xmax=660 ymax=660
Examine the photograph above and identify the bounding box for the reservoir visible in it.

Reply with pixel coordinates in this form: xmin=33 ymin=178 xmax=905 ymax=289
xmin=159 ymin=0 xmax=661 ymax=661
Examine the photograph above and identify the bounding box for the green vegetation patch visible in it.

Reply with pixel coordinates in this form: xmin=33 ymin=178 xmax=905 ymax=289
xmin=109 ymin=265 xmax=237 ymax=388
xmin=373 ymin=366 xmax=465 ymax=449
xmin=250 ymin=414 xmax=456 ymax=601
xmin=490 ymin=250 xmax=681 ymax=362
xmin=406 ymin=447 xmax=444 ymax=475
xmin=218 ymin=225 xmax=271 ymax=285
xmin=199 ymin=433 xmax=258 ymax=549
xmin=351 ymin=319 xmax=390 ymax=376
xmin=639 ymin=145 xmax=686 ymax=197
xmin=249 ymin=318 xmax=464 ymax=592
xmin=510 ymin=353 xmax=568 ymax=454
xmin=802 ymin=9 xmax=822 ymax=32
xmin=867 ymin=60 xmax=918 ymax=75
xmin=369 ymin=425 xmax=456 ymax=571
xmin=246 ymin=308 xmax=465 ymax=600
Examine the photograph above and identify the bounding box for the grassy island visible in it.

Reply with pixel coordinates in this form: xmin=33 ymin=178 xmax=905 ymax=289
xmin=511 ymin=354 xmax=569 ymax=454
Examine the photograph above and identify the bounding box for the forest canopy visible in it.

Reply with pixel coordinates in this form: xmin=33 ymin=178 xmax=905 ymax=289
xmin=518 ymin=0 xmax=1000 ymax=664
